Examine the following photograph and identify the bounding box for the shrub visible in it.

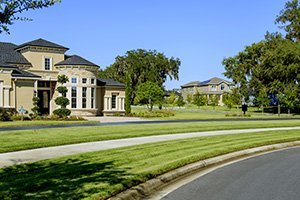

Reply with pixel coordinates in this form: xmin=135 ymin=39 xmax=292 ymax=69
xmin=0 ymin=110 xmax=12 ymax=121
xmin=54 ymin=97 xmax=70 ymax=107
xmin=129 ymin=110 xmax=175 ymax=118
xmin=53 ymin=108 xmax=71 ymax=118
xmin=31 ymin=96 xmax=40 ymax=119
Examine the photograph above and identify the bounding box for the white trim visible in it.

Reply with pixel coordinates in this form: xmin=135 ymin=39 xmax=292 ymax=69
xmin=0 ymin=82 xmax=3 ymax=107
xmin=43 ymin=56 xmax=53 ymax=71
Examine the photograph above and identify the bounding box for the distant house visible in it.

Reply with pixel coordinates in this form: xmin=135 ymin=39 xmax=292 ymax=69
xmin=0 ymin=38 xmax=125 ymax=116
xmin=181 ymin=77 xmax=234 ymax=105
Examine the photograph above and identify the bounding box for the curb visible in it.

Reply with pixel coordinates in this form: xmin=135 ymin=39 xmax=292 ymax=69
xmin=108 ymin=141 xmax=300 ymax=200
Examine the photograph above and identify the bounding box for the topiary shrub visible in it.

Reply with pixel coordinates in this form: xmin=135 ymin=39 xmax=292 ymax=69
xmin=53 ymin=75 xmax=71 ymax=118
xmin=31 ymin=96 xmax=40 ymax=119
xmin=0 ymin=109 xmax=12 ymax=121
xmin=53 ymin=108 xmax=71 ymax=118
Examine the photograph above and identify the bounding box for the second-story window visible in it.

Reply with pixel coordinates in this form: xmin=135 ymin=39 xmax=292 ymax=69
xmin=71 ymin=78 xmax=77 ymax=84
xmin=91 ymin=78 xmax=95 ymax=84
xmin=82 ymin=78 xmax=87 ymax=84
xmin=211 ymin=85 xmax=217 ymax=91
xmin=221 ymin=84 xmax=225 ymax=90
xmin=44 ymin=58 xmax=51 ymax=70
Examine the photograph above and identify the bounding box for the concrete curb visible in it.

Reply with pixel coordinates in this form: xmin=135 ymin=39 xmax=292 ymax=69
xmin=108 ymin=141 xmax=300 ymax=200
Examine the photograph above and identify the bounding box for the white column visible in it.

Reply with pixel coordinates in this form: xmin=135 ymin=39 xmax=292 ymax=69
xmin=87 ymin=87 xmax=91 ymax=109
xmin=3 ymin=87 xmax=10 ymax=107
xmin=0 ymin=82 xmax=3 ymax=107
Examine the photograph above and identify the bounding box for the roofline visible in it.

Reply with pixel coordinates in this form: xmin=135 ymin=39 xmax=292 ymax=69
xmin=15 ymin=45 xmax=69 ymax=51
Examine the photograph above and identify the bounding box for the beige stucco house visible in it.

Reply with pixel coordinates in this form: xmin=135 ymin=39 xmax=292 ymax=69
xmin=181 ymin=77 xmax=234 ymax=105
xmin=0 ymin=38 xmax=125 ymax=116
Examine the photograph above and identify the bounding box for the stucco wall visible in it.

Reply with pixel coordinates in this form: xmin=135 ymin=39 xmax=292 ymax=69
xmin=15 ymin=80 xmax=35 ymax=112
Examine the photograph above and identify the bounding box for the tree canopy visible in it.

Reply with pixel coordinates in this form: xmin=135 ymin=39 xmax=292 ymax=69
xmin=0 ymin=0 xmax=60 ymax=33
xmin=99 ymin=49 xmax=181 ymax=113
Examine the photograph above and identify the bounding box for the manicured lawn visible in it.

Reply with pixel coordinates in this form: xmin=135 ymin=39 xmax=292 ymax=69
xmin=1 ymin=120 xmax=300 ymax=153
xmin=0 ymin=120 xmax=96 ymax=128
xmin=1 ymin=129 xmax=300 ymax=199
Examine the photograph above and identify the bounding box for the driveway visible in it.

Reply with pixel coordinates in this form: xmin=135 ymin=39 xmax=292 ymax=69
xmin=161 ymin=146 xmax=300 ymax=200
xmin=0 ymin=127 xmax=300 ymax=168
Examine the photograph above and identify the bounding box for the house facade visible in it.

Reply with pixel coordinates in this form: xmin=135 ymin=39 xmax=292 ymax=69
xmin=181 ymin=77 xmax=234 ymax=105
xmin=0 ymin=38 xmax=125 ymax=116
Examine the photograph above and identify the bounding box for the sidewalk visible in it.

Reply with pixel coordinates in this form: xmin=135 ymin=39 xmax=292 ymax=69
xmin=1 ymin=126 xmax=300 ymax=168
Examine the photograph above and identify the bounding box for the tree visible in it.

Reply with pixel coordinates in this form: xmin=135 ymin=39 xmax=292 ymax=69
xmin=280 ymin=83 xmax=299 ymax=114
xmin=276 ymin=0 xmax=300 ymax=41
xmin=134 ymin=82 xmax=164 ymax=111
xmin=255 ymin=87 xmax=270 ymax=113
xmin=31 ymin=96 xmax=40 ymax=118
xmin=0 ymin=0 xmax=60 ymax=33
xmin=186 ymin=94 xmax=193 ymax=104
xmin=176 ymin=95 xmax=185 ymax=107
xmin=168 ymin=92 xmax=177 ymax=107
xmin=53 ymin=74 xmax=71 ymax=118
xmin=193 ymin=92 xmax=207 ymax=108
xmin=223 ymin=93 xmax=234 ymax=110
xmin=210 ymin=95 xmax=220 ymax=109
xmin=99 ymin=49 xmax=181 ymax=113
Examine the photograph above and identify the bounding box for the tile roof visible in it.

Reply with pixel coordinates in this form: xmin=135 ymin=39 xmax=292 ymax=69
xmin=0 ymin=42 xmax=31 ymax=66
xmin=97 ymin=78 xmax=125 ymax=87
xmin=181 ymin=81 xmax=201 ymax=88
xmin=55 ymin=55 xmax=99 ymax=67
xmin=15 ymin=38 xmax=69 ymax=50
xmin=11 ymin=68 xmax=41 ymax=78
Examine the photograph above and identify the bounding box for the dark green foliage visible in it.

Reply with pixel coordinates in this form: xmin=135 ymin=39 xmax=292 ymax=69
xmin=54 ymin=75 xmax=71 ymax=118
xmin=276 ymin=0 xmax=300 ymax=41
xmin=129 ymin=110 xmax=175 ymax=118
xmin=99 ymin=49 xmax=180 ymax=113
xmin=31 ymin=96 xmax=40 ymax=118
xmin=209 ymin=95 xmax=220 ymax=108
xmin=0 ymin=109 xmax=11 ymax=121
xmin=134 ymin=82 xmax=164 ymax=111
xmin=0 ymin=0 xmax=60 ymax=33
xmin=256 ymin=87 xmax=270 ymax=113
xmin=56 ymin=86 xmax=68 ymax=95
xmin=53 ymin=108 xmax=71 ymax=118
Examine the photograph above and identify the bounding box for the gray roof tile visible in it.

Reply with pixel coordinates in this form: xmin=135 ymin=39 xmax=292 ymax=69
xmin=16 ymin=38 xmax=69 ymax=50
xmin=97 ymin=78 xmax=125 ymax=87
xmin=55 ymin=55 xmax=99 ymax=67
xmin=0 ymin=42 xmax=31 ymax=66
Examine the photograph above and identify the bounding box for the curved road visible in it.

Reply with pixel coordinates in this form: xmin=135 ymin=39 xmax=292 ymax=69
xmin=162 ymin=147 xmax=300 ymax=200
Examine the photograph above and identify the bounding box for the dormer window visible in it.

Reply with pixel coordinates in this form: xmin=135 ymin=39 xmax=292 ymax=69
xmin=44 ymin=57 xmax=52 ymax=70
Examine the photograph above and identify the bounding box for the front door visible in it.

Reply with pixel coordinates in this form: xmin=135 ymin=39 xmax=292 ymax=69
xmin=38 ymin=90 xmax=50 ymax=115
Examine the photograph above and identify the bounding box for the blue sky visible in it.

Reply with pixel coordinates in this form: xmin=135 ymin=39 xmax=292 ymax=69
xmin=1 ymin=0 xmax=287 ymax=89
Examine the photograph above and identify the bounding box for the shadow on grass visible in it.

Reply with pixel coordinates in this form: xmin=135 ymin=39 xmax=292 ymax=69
xmin=0 ymin=159 xmax=135 ymax=199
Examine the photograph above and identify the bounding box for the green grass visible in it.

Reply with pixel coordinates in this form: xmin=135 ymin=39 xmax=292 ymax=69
xmin=132 ymin=106 xmax=300 ymax=120
xmin=1 ymin=120 xmax=300 ymax=153
xmin=0 ymin=120 xmax=96 ymax=128
xmin=1 ymin=129 xmax=300 ymax=199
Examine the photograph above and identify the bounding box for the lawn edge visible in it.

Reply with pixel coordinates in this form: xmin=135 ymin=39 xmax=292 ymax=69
xmin=108 ymin=141 xmax=300 ymax=200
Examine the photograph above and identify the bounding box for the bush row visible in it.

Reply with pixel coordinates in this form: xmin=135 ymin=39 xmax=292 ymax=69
xmin=128 ymin=110 xmax=175 ymax=118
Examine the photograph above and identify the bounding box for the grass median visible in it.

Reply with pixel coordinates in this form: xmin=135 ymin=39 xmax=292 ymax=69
xmin=1 ymin=129 xmax=300 ymax=199
xmin=1 ymin=120 xmax=300 ymax=153
xmin=0 ymin=120 xmax=96 ymax=128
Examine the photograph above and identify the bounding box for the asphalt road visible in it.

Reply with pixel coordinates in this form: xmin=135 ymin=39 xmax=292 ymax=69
xmin=162 ymin=147 xmax=300 ymax=200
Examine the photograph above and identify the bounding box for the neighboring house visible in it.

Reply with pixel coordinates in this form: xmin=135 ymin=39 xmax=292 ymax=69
xmin=181 ymin=77 xmax=234 ymax=105
xmin=0 ymin=38 xmax=125 ymax=116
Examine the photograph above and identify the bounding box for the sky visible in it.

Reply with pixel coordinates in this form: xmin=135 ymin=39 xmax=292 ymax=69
xmin=1 ymin=0 xmax=288 ymax=89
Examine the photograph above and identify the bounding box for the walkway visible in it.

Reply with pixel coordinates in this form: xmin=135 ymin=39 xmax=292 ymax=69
xmin=1 ymin=127 xmax=300 ymax=168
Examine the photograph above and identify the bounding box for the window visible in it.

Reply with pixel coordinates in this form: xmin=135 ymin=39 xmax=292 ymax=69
xmin=71 ymin=78 xmax=77 ymax=84
xmin=44 ymin=58 xmax=51 ymax=70
xmin=71 ymin=87 xmax=77 ymax=108
xmin=82 ymin=78 xmax=87 ymax=84
xmin=211 ymin=85 xmax=217 ymax=91
xmin=221 ymin=84 xmax=225 ymax=91
xmin=91 ymin=88 xmax=95 ymax=108
xmin=112 ymin=94 xmax=117 ymax=109
xmin=82 ymin=87 xmax=87 ymax=108
xmin=91 ymin=78 xmax=95 ymax=84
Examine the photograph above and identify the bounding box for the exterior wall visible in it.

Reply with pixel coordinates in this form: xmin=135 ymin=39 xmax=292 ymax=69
xmin=15 ymin=80 xmax=35 ymax=112
xmin=102 ymin=86 xmax=125 ymax=116
xmin=0 ymin=71 xmax=13 ymax=108
xmin=96 ymin=87 xmax=105 ymax=115
xmin=22 ymin=50 xmax=65 ymax=71
xmin=58 ymin=67 xmax=98 ymax=116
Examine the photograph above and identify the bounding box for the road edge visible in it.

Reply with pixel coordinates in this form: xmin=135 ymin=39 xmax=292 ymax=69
xmin=108 ymin=141 xmax=300 ymax=200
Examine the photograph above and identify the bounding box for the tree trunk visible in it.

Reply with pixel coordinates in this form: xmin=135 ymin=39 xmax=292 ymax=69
xmin=278 ymin=104 xmax=281 ymax=117
xmin=261 ymin=105 xmax=264 ymax=113
xmin=288 ymin=108 xmax=290 ymax=115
